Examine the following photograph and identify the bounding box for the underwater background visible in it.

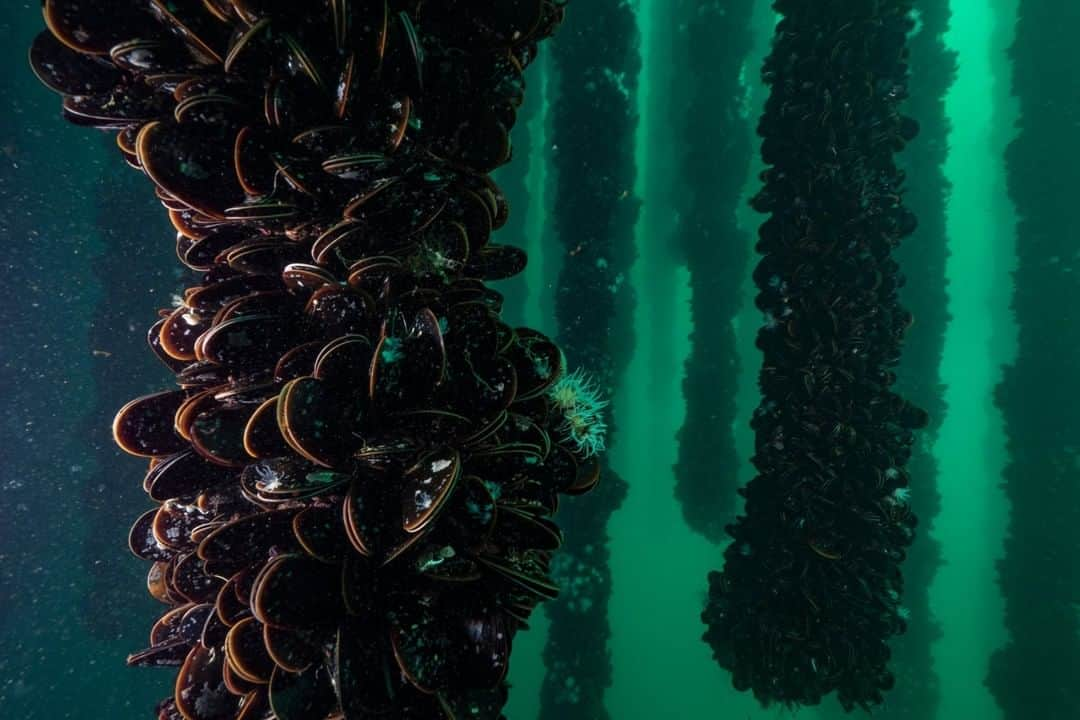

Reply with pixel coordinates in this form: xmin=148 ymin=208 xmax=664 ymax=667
xmin=0 ymin=1 xmax=1074 ymax=719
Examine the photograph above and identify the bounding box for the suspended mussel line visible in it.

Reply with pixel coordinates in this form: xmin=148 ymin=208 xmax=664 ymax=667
xmin=669 ymin=0 xmax=755 ymax=543
xmin=32 ymin=2 xmax=600 ymax=718
xmin=79 ymin=136 xmax=180 ymax=641
xmin=989 ymin=3 xmax=1080 ymax=718
xmin=876 ymin=1 xmax=955 ymax=717
xmin=538 ymin=1 xmax=640 ymax=719
xmin=702 ymin=0 xmax=927 ymax=711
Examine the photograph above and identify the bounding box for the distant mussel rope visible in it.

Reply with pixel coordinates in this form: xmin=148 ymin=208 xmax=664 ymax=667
xmin=670 ymin=0 xmax=755 ymax=544
xmin=990 ymin=2 xmax=1080 ymax=717
xmin=31 ymin=2 xmax=603 ymax=719
xmin=538 ymin=0 xmax=639 ymax=718
xmin=702 ymin=0 xmax=927 ymax=712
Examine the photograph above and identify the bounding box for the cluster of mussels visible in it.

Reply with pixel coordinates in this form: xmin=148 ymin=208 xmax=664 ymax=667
xmin=990 ymin=2 xmax=1080 ymax=717
xmin=703 ymin=1 xmax=927 ymax=711
xmin=32 ymin=1 xmax=599 ymax=719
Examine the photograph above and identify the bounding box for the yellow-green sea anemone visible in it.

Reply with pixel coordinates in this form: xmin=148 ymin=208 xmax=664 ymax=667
xmin=547 ymin=367 xmax=609 ymax=458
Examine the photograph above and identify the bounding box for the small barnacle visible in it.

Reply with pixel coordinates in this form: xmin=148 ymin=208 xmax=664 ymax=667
xmin=547 ymin=367 xmax=609 ymax=458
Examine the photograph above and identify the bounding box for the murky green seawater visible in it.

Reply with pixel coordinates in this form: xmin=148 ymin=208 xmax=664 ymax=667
xmin=1 ymin=1 xmax=1071 ymax=719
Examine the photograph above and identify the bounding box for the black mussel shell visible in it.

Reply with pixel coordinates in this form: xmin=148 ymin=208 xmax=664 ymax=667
xmin=175 ymin=644 xmax=238 ymax=720
xmin=44 ymin=0 xmax=155 ymax=55
xmin=114 ymin=390 xmax=189 ymax=457
xmin=268 ymin=663 xmax=337 ymax=720
xmin=29 ymin=30 xmax=121 ymax=95
xmin=252 ymin=553 xmax=342 ymax=629
xmin=137 ymin=122 xmax=245 ymax=220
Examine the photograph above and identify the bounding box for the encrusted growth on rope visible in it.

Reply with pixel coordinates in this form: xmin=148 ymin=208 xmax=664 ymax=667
xmin=703 ymin=0 xmax=926 ymax=711
xmin=32 ymin=1 xmax=597 ymax=718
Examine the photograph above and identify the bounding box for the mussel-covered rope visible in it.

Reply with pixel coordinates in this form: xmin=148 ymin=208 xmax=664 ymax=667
xmin=32 ymin=1 xmax=600 ymax=718
xmin=670 ymin=0 xmax=756 ymax=544
xmin=539 ymin=2 xmax=640 ymax=719
xmin=989 ymin=3 xmax=1080 ymax=717
xmin=702 ymin=1 xmax=926 ymax=710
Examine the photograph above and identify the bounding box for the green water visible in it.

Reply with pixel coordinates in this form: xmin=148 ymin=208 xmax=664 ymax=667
xmin=0 ymin=1 xmax=1067 ymax=718
xmin=929 ymin=2 xmax=1014 ymax=717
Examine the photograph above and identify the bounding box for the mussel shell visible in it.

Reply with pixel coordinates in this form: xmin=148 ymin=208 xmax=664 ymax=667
xmin=223 ymin=656 xmax=259 ymax=696
xmin=186 ymin=274 xmax=281 ymax=313
xmin=160 ymin=304 xmax=212 ymax=361
xmin=198 ymin=508 xmax=299 ymax=576
xmin=474 ymin=552 xmax=559 ymax=601
xmin=178 ymin=603 xmax=215 ymax=643
xmin=147 ymin=559 xmax=177 ymax=604
xmin=44 ymin=0 xmax=155 ymax=55
xmin=310 ymin=334 xmax=373 ymax=384
xmin=197 ymin=313 xmax=297 ymax=368
xmin=152 ymin=499 xmax=208 ymax=551
xmin=334 ymin=618 xmax=400 ymax=716
xmin=183 ymin=226 xmax=253 ymax=270
xmin=274 ymin=339 xmax=325 ymax=381
xmin=264 ymin=625 xmax=322 ymax=674
xmin=466 ymin=244 xmax=527 ymax=281
xmin=226 ymin=240 xmax=308 ymax=276
xmin=242 ymin=397 xmax=290 ymax=459
xmin=130 ymin=507 xmax=173 ymax=561
xmin=148 ymin=0 xmax=229 ymax=64
xmin=251 ymin=553 xmax=342 ymax=629
xmin=127 ymin=639 xmax=191 ymax=668
xmin=172 ymin=551 xmax=224 ymax=603
xmin=201 ymin=609 xmax=230 ymax=649
xmin=281 ymin=263 xmax=337 ymax=294
xmin=189 ymin=398 xmax=261 ymax=466
xmin=175 ymin=644 xmax=238 ymax=720
xmin=225 ymin=198 xmax=302 ymax=223
xmin=567 ymin=457 xmax=602 ymax=495
xmin=292 ymin=506 xmax=347 ymax=563
xmin=507 ymin=328 xmax=562 ymax=400
xmin=498 ymin=413 xmax=550 ymax=458
xmin=233 ymin=125 xmax=277 ymax=197
xmin=111 ymin=38 xmax=196 ymax=75
xmin=276 ymin=376 xmax=359 ymax=468
xmin=215 ymin=573 xmax=251 ymax=627
xmin=369 ymin=310 xmax=447 ymax=411
xmin=114 ymin=389 xmax=190 ymax=457
xmin=452 ymin=475 xmax=497 ymax=537
xmin=149 ymin=317 xmax=192 ymax=373
xmin=268 ymin=663 xmax=337 ymax=720
xmin=225 ymin=617 xmax=275 ymax=684
xmin=390 ymin=599 xmax=452 ymax=693
xmin=150 ymin=604 xmax=191 ymax=645
xmin=305 ymin=286 xmax=376 ymax=338
xmin=496 ymin=505 xmax=562 ymax=551
xmin=137 ymin=121 xmax=245 ymax=220
xmin=236 ymin=689 xmax=270 ymax=720
xmin=400 ymin=446 xmax=460 ymax=534
xmin=62 ymin=85 xmax=161 ymax=129
xmin=29 ymin=30 xmax=121 ymax=95
xmin=452 ymin=115 xmax=512 ymax=174
xmin=446 ymin=593 xmax=513 ymax=688
xmin=446 ymin=355 xmax=517 ymax=416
